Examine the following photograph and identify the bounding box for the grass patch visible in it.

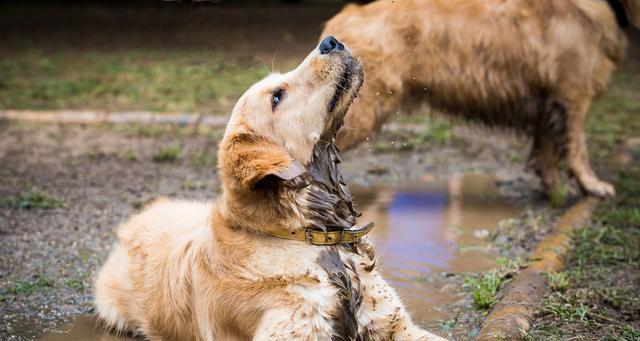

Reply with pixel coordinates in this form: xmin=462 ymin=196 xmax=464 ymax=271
xmin=465 ymin=271 xmax=504 ymax=310
xmin=465 ymin=257 xmax=525 ymax=310
xmin=548 ymin=272 xmax=570 ymax=293
xmin=152 ymin=143 xmax=181 ymax=163
xmin=122 ymin=150 xmax=138 ymax=162
xmin=528 ymin=164 xmax=640 ymax=340
xmin=8 ymin=275 xmax=55 ymax=295
xmin=0 ymin=50 xmax=269 ymax=114
xmin=2 ymin=186 xmax=65 ymax=209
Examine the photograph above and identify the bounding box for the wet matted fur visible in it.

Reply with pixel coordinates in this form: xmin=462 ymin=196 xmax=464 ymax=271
xmin=94 ymin=40 xmax=447 ymax=340
xmin=322 ymin=0 xmax=631 ymax=197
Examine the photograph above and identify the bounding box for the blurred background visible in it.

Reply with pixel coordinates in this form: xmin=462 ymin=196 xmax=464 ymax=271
xmin=0 ymin=0 xmax=362 ymax=116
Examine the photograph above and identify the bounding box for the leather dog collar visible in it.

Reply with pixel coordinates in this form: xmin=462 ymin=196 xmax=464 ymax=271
xmin=265 ymin=222 xmax=374 ymax=246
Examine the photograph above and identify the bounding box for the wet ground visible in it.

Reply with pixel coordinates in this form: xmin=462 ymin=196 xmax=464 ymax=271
xmin=356 ymin=175 xmax=521 ymax=321
xmin=0 ymin=119 xmax=548 ymax=340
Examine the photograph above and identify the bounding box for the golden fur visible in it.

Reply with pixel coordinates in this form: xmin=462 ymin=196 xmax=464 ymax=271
xmin=94 ymin=42 xmax=447 ymax=340
xmin=322 ymin=0 xmax=629 ymax=197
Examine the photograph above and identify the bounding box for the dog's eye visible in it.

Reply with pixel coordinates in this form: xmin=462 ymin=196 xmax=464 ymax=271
xmin=271 ymin=89 xmax=284 ymax=109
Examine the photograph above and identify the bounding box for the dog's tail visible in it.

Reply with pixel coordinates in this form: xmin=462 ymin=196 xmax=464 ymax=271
xmin=574 ymin=0 xmax=628 ymax=63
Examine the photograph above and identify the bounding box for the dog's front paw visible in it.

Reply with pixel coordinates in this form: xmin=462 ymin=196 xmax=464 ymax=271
xmin=582 ymin=179 xmax=616 ymax=198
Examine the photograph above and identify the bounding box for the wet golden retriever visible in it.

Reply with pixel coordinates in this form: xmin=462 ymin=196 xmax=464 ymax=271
xmin=322 ymin=0 xmax=635 ymax=197
xmin=94 ymin=37 xmax=447 ymax=341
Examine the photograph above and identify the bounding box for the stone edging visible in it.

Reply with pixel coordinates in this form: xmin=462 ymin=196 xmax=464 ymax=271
xmin=476 ymin=197 xmax=600 ymax=340
xmin=477 ymin=139 xmax=639 ymax=340
xmin=0 ymin=110 xmax=229 ymax=127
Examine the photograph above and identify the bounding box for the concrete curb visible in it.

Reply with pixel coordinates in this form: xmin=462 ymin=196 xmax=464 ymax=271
xmin=0 ymin=110 xmax=229 ymax=127
xmin=476 ymin=197 xmax=600 ymax=341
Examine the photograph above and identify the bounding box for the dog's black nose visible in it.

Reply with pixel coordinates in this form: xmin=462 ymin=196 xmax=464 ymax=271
xmin=319 ymin=36 xmax=344 ymax=54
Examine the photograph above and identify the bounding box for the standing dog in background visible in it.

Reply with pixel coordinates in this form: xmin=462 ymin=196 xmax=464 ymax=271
xmin=322 ymin=0 xmax=638 ymax=197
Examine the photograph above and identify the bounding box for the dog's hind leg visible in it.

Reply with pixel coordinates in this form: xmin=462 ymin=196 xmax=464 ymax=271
xmin=530 ymin=105 xmax=565 ymax=195
xmin=563 ymin=96 xmax=615 ymax=197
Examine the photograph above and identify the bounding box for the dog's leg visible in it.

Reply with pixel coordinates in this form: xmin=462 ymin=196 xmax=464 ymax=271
xmin=359 ymin=271 xmax=449 ymax=341
xmin=564 ymin=97 xmax=615 ymax=197
xmin=531 ymin=129 xmax=562 ymax=195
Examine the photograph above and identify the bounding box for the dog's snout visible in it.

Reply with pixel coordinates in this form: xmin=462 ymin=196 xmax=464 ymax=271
xmin=319 ymin=36 xmax=344 ymax=54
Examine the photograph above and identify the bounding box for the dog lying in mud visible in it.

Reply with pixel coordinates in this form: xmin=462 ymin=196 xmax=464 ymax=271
xmin=322 ymin=0 xmax=637 ymax=198
xmin=94 ymin=37 xmax=447 ymax=341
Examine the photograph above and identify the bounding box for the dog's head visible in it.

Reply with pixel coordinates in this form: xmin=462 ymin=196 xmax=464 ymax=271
xmin=219 ymin=36 xmax=362 ymax=192
xmin=217 ymin=37 xmax=363 ymax=232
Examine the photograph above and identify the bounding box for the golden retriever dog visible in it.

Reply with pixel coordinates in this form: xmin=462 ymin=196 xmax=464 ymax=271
xmin=94 ymin=37 xmax=448 ymax=341
xmin=322 ymin=0 xmax=636 ymax=197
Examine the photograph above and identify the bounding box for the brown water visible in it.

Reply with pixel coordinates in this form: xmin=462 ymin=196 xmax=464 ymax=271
xmin=41 ymin=174 xmax=519 ymax=339
xmin=40 ymin=315 xmax=136 ymax=341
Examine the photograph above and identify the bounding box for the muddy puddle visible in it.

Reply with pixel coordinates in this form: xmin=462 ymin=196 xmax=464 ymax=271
xmin=40 ymin=315 xmax=137 ymax=341
xmin=40 ymin=174 xmax=519 ymax=339
xmin=353 ymin=174 xmax=521 ymax=323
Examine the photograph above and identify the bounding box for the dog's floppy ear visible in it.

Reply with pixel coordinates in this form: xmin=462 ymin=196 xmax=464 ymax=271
xmin=220 ymin=131 xmax=307 ymax=191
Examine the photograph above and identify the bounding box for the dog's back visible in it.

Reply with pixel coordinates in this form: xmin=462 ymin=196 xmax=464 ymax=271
xmin=326 ymin=0 xmax=625 ymax=127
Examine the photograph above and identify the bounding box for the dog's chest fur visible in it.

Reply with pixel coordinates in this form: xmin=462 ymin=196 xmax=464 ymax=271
xmin=284 ymin=140 xmax=377 ymax=340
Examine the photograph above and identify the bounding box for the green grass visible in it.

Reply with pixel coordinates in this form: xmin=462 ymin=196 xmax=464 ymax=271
xmin=465 ymin=271 xmax=504 ymax=310
xmin=8 ymin=275 xmax=55 ymax=295
xmin=587 ymin=72 xmax=640 ymax=161
xmin=527 ymin=165 xmax=640 ymax=340
xmin=122 ymin=150 xmax=139 ymax=162
xmin=152 ymin=143 xmax=181 ymax=162
xmin=465 ymin=257 xmax=525 ymax=310
xmin=0 ymin=50 xmax=269 ymax=114
xmin=548 ymin=272 xmax=570 ymax=293
xmin=2 ymin=186 xmax=65 ymax=209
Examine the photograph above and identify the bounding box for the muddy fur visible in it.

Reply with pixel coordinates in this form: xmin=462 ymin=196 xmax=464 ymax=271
xmin=317 ymin=248 xmax=366 ymax=341
xmin=322 ymin=0 xmax=631 ymax=197
xmin=299 ymin=140 xmax=358 ymax=231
